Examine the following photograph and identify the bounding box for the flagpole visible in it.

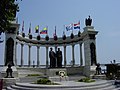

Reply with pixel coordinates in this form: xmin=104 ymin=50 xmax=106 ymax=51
xmin=47 ymin=26 xmax=48 ymax=35
xmin=72 ymin=23 xmax=73 ymax=33
xmin=38 ymin=25 xmax=39 ymax=35
xmin=79 ymin=20 xmax=80 ymax=31
xmin=30 ymin=23 xmax=31 ymax=34
xmin=53 ymin=26 xmax=56 ymax=37
xmin=63 ymin=25 xmax=65 ymax=35
xmin=22 ymin=21 xmax=24 ymax=34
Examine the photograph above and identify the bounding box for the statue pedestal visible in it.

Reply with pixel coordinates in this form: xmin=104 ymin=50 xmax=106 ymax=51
xmin=92 ymin=75 xmax=106 ymax=79
xmin=0 ymin=66 xmax=18 ymax=78
xmin=3 ymin=78 xmax=20 ymax=88
xmin=90 ymin=65 xmax=97 ymax=76
xmin=84 ymin=65 xmax=96 ymax=77
xmin=47 ymin=68 xmax=68 ymax=82
xmin=46 ymin=68 xmax=67 ymax=77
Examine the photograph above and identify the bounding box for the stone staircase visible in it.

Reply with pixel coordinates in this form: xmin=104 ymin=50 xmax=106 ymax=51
xmin=17 ymin=68 xmax=44 ymax=77
xmin=6 ymin=80 xmax=120 ymax=90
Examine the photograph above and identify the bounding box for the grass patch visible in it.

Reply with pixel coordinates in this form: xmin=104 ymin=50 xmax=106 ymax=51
xmin=27 ymin=74 xmax=41 ymax=77
xmin=78 ymin=77 xmax=95 ymax=83
xmin=36 ymin=78 xmax=60 ymax=85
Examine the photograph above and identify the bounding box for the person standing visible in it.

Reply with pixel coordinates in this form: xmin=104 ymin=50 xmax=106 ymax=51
xmin=49 ymin=48 xmax=56 ymax=68
xmin=56 ymin=48 xmax=62 ymax=68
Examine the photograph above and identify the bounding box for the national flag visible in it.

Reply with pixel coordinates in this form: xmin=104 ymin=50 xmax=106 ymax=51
xmin=22 ymin=21 xmax=24 ymax=32
xmin=35 ymin=25 xmax=39 ymax=33
xmin=40 ymin=27 xmax=48 ymax=34
xmin=65 ymin=24 xmax=73 ymax=31
xmin=74 ymin=21 xmax=80 ymax=29
xmin=28 ymin=23 xmax=31 ymax=35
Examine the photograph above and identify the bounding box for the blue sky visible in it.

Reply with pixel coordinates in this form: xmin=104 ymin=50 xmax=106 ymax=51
xmin=0 ymin=0 xmax=120 ymax=65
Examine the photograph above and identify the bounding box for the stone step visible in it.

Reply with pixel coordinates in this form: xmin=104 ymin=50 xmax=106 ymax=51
xmin=6 ymin=80 xmax=119 ymax=90
xmin=10 ymin=85 xmax=37 ymax=90
xmin=6 ymin=86 xmax=16 ymax=90
xmin=49 ymin=76 xmax=69 ymax=82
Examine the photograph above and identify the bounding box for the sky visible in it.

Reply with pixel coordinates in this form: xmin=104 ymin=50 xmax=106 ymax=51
xmin=0 ymin=0 xmax=120 ymax=65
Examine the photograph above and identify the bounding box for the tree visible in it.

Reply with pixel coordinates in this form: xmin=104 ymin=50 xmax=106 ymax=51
xmin=0 ymin=0 xmax=20 ymax=35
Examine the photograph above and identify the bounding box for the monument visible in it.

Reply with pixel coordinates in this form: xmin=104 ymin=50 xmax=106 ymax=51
xmin=0 ymin=16 xmax=99 ymax=81
xmin=82 ymin=16 xmax=98 ymax=77
xmin=1 ymin=21 xmax=20 ymax=88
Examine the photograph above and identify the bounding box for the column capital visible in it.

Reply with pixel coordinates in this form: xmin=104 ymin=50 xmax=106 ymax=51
xmin=63 ymin=44 xmax=66 ymax=47
xmin=37 ymin=46 xmax=40 ymax=48
xmin=21 ymin=43 xmax=24 ymax=46
xmin=72 ymin=44 xmax=75 ymax=47
xmin=28 ymin=45 xmax=32 ymax=48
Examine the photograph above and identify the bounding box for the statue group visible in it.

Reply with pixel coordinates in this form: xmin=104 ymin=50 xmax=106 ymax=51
xmin=49 ymin=48 xmax=62 ymax=68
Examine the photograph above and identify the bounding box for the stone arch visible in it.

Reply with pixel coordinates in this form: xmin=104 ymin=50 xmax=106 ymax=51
xmin=5 ymin=38 xmax=14 ymax=66
xmin=90 ymin=42 xmax=97 ymax=65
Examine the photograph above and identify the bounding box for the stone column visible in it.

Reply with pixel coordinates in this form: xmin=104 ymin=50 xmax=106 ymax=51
xmin=64 ymin=45 xmax=67 ymax=67
xmin=72 ymin=44 xmax=75 ymax=66
xmin=28 ymin=45 xmax=31 ymax=67
xmin=79 ymin=43 xmax=83 ymax=66
xmin=21 ymin=44 xmax=24 ymax=66
xmin=46 ymin=46 xmax=49 ymax=68
xmin=37 ymin=46 xmax=40 ymax=67
xmin=55 ymin=46 xmax=57 ymax=53
xmin=15 ymin=42 xmax=17 ymax=66
xmin=82 ymin=26 xmax=98 ymax=77
xmin=4 ymin=22 xmax=20 ymax=66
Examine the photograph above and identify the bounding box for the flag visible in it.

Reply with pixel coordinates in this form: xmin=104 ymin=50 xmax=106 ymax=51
xmin=53 ymin=26 xmax=56 ymax=36
xmin=65 ymin=24 xmax=73 ymax=31
xmin=35 ymin=25 xmax=39 ymax=33
xmin=22 ymin=21 xmax=24 ymax=32
xmin=74 ymin=21 xmax=80 ymax=29
xmin=40 ymin=27 xmax=48 ymax=34
xmin=28 ymin=23 xmax=31 ymax=35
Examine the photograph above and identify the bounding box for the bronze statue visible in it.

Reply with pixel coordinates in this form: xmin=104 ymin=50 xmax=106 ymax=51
xmin=5 ymin=64 xmax=14 ymax=78
xmin=56 ymin=48 xmax=62 ymax=68
xmin=85 ymin=15 xmax=92 ymax=26
xmin=49 ymin=48 xmax=56 ymax=68
xmin=96 ymin=63 xmax=101 ymax=75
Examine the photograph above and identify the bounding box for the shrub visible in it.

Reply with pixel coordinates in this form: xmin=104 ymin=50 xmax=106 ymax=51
xmin=78 ymin=77 xmax=95 ymax=83
xmin=27 ymin=74 xmax=41 ymax=77
xmin=37 ymin=78 xmax=51 ymax=84
xmin=36 ymin=78 xmax=60 ymax=85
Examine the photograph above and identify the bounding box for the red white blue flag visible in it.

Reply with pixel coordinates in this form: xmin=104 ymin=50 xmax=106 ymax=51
xmin=74 ymin=21 xmax=80 ymax=29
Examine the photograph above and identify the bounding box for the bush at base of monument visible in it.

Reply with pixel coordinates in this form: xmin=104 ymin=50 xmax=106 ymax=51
xmin=78 ymin=77 xmax=95 ymax=83
xmin=36 ymin=78 xmax=60 ymax=85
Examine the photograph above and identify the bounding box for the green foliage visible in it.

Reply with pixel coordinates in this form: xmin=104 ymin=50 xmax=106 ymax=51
xmin=37 ymin=78 xmax=51 ymax=84
xmin=27 ymin=74 xmax=41 ymax=77
xmin=78 ymin=77 xmax=95 ymax=83
xmin=36 ymin=78 xmax=60 ymax=85
xmin=0 ymin=0 xmax=19 ymax=33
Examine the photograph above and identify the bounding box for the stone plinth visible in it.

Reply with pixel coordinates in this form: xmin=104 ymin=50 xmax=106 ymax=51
xmin=90 ymin=65 xmax=97 ymax=76
xmin=3 ymin=78 xmax=19 ymax=88
xmin=46 ymin=68 xmax=67 ymax=77
xmin=93 ymin=75 xmax=106 ymax=79
xmin=83 ymin=65 xmax=96 ymax=77
xmin=1 ymin=66 xmax=18 ymax=78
